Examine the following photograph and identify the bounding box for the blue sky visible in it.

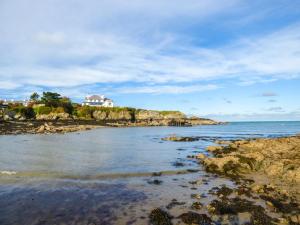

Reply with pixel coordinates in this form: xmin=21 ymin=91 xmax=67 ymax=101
xmin=0 ymin=0 xmax=300 ymax=121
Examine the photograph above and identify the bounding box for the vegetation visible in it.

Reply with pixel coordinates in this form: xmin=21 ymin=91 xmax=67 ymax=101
xmin=3 ymin=92 xmax=185 ymax=120
xmin=34 ymin=106 xmax=52 ymax=115
xmin=6 ymin=104 xmax=35 ymax=118
xmin=30 ymin=92 xmax=40 ymax=102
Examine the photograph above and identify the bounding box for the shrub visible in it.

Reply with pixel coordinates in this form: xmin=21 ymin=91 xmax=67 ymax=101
xmin=75 ymin=106 xmax=96 ymax=118
xmin=7 ymin=105 xmax=36 ymax=118
xmin=21 ymin=107 xmax=35 ymax=118
xmin=35 ymin=106 xmax=52 ymax=115
xmin=54 ymin=107 xmax=65 ymax=113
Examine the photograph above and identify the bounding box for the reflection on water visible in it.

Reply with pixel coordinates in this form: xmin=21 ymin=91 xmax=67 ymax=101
xmin=0 ymin=122 xmax=299 ymax=224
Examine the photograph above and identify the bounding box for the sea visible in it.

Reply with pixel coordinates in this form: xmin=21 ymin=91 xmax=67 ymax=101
xmin=0 ymin=121 xmax=299 ymax=224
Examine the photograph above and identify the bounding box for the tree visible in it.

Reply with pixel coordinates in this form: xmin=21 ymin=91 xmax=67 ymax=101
xmin=41 ymin=92 xmax=62 ymax=107
xmin=30 ymin=92 xmax=40 ymax=102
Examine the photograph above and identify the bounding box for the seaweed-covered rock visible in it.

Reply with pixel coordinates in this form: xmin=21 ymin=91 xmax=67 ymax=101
xmin=149 ymin=208 xmax=173 ymax=225
xmin=179 ymin=211 xmax=212 ymax=225
xmin=202 ymin=136 xmax=300 ymax=201
xmin=209 ymin=197 xmax=276 ymax=225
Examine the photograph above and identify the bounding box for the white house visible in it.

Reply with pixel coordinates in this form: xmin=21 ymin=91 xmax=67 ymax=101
xmin=82 ymin=95 xmax=114 ymax=107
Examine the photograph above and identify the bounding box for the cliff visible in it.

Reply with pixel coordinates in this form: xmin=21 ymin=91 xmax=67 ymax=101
xmin=0 ymin=107 xmax=222 ymax=126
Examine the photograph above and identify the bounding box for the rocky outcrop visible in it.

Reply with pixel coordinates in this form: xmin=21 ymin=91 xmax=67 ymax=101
xmin=188 ymin=116 xmax=224 ymax=125
xmin=92 ymin=110 xmax=133 ymax=121
xmin=34 ymin=122 xmax=101 ymax=134
xmin=92 ymin=111 xmax=107 ymax=120
xmin=202 ymin=136 xmax=300 ymax=200
xmin=135 ymin=110 xmax=186 ymax=120
xmin=162 ymin=135 xmax=200 ymax=142
xmin=36 ymin=113 xmax=70 ymax=120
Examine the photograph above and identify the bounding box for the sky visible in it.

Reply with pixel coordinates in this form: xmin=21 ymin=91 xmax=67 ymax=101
xmin=0 ymin=0 xmax=300 ymax=121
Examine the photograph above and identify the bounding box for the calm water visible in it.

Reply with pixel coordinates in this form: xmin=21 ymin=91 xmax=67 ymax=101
xmin=0 ymin=121 xmax=299 ymax=224
xmin=0 ymin=121 xmax=299 ymax=176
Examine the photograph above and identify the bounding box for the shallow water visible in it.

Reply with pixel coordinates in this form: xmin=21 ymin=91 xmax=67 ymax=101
xmin=0 ymin=121 xmax=299 ymax=224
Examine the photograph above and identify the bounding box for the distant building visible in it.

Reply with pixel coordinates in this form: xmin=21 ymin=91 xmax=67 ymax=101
xmin=82 ymin=95 xmax=114 ymax=107
xmin=0 ymin=99 xmax=30 ymax=107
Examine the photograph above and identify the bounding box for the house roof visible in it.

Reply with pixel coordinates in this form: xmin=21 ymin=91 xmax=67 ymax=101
xmin=85 ymin=95 xmax=113 ymax=102
xmin=85 ymin=95 xmax=104 ymax=100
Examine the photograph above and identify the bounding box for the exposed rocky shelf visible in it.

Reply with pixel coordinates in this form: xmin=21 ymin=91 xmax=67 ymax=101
xmin=0 ymin=108 xmax=223 ymax=135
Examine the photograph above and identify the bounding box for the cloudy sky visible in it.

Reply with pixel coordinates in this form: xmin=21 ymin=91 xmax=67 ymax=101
xmin=1 ymin=0 xmax=300 ymax=121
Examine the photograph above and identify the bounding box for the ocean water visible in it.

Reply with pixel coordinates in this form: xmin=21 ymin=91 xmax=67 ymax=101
xmin=0 ymin=121 xmax=299 ymax=224
xmin=0 ymin=121 xmax=299 ymax=177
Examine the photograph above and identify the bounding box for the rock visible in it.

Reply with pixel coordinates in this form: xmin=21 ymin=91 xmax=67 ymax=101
xmin=148 ymin=179 xmax=163 ymax=185
xmin=149 ymin=208 xmax=172 ymax=225
xmin=277 ymin=217 xmax=288 ymax=224
xmin=93 ymin=111 xmax=107 ymax=120
xmin=107 ymin=110 xmax=132 ymax=121
xmin=14 ymin=114 xmax=22 ymax=120
xmin=19 ymin=116 xmax=26 ymax=121
xmin=36 ymin=125 xmax=45 ymax=133
xmin=196 ymin=153 xmax=206 ymax=160
xmin=188 ymin=116 xmax=222 ymax=125
xmin=289 ymin=214 xmax=300 ymax=223
xmin=179 ymin=211 xmax=212 ymax=225
xmin=173 ymin=161 xmax=185 ymax=167
xmin=36 ymin=113 xmax=70 ymax=120
xmin=237 ymin=212 xmax=252 ymax=224
xmin=215 ymin=140 xmax=232 ymax=145
xmin=206 ymin=205 xmax=215 ymax=213
xmin=206 ymin=146 xmax=223 ymax=152
xmin=136 ymin=110 xmax=164 ymax=120
xmin=166 ymin=199 xmax=185 ymax=209
xmin=3 ymin=115 xmax=12 ymax=121
xmin=191 ymin=194 xmax=201 ymax=200
xmin=251 ymin=184 xmax=263 ymax=193
xmin=162 ymin=136 xmax=199 ymax=142
xmin=135 ymin=110 xmax=185 ymax=121
xmin=265 ymin=201 xmax=274 ymax=208
xmin=191 ymin=202 xmax=203 ymax=210
xmin=201 ymin=136 xmax=300 ymax=201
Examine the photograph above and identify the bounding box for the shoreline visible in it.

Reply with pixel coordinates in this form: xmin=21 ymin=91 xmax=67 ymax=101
xmin=0 ymin=118 xmax=224 ymax=135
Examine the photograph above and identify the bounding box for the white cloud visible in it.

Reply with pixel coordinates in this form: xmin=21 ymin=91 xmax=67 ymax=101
xmin=35 ymin=32 xmax=65 ymax=45
xmin=0 ymin=81 xmax=21 ymax=90
xmin=115 ymin=84 xmax=218 ymax=94
xmin=0 ymin=0 xmax=299 ymax=94
xmin=265 ymin=107 xmax=285 ymax=112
